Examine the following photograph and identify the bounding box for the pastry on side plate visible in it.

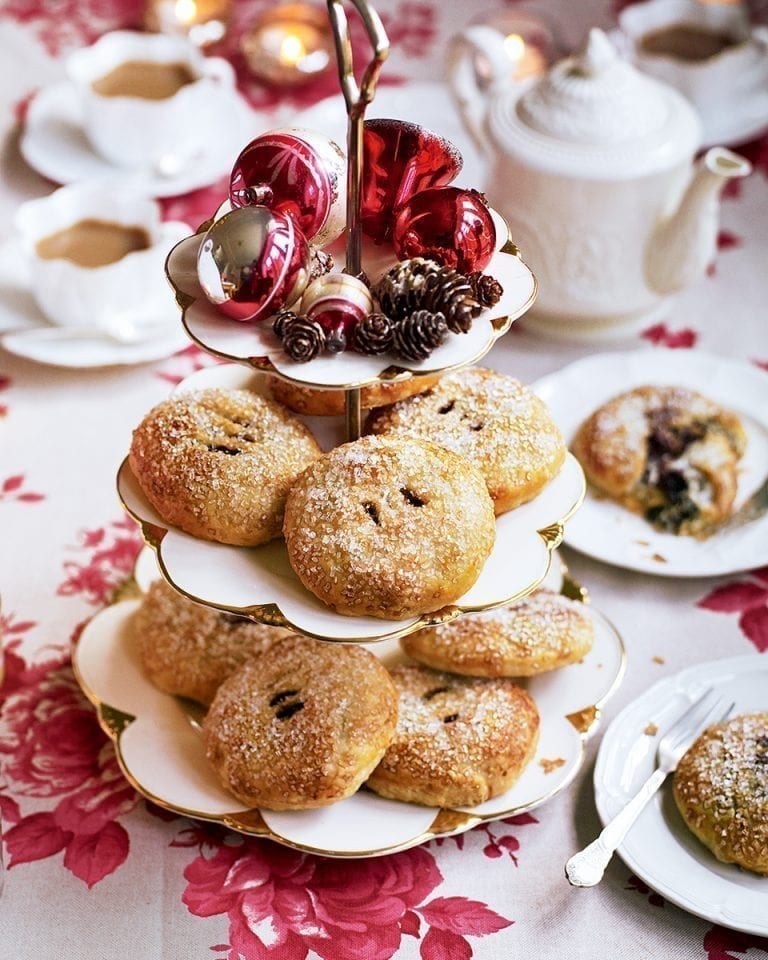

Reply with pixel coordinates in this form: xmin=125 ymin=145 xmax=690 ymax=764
xmin=283 ymin=434 xmax=496 ymax=620
xmin=203 ymin=634 xmax=399 ymax=810
xmin=365 ymin=366 xmax=566 ymax=514
xmin=129 ymin=387 xmax=322 ymax=546
xmin=673 ymin=713 xmax=768 ymax=875
xmin=134 ymin=579 xmax=292 ymax=705
xmin=270 ymin=372 xmax=441 ymax=417
xmin=401 ymin=588 xmax=594 ymax=677
xmin=366 ymin=664 xmax=539 ymax=807
xmin=572 ymin=385 xmax=746 ymax=536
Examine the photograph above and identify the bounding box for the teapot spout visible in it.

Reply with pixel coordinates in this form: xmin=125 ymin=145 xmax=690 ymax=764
xmin=646 ymin=147 xmax=751 ymax=296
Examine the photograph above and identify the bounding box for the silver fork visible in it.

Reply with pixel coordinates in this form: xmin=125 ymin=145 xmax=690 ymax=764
xmin=565 ymin=688 xmax=734 ymax=887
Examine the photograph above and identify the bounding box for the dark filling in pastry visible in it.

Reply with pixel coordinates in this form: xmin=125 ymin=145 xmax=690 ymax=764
xmin=641 ymin=411 xmax=706 ymax=533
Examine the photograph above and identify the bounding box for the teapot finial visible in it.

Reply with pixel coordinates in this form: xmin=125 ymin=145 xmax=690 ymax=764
xmin=577 ymin=28 xmax=619 ymax=76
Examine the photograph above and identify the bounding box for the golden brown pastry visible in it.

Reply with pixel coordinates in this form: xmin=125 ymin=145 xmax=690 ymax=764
xmin=129 ymin=387 xmax=322 ymax=546
xmin=673 ymin=713 xmax=768 ymax=875
xmin=283 ymin=434 xmax=496 ymax=620
xmin=270 ymin=373 xmax=441 ymax=417
xmin=401 ymin=588 xmax=594 ymax=677
xmin=203 ymin=634 xmax=399 ymax=810
xmin=365 ymin=366 xmax=566 ymax=513
xmin=366 ymin=664 xmax=539 ymax=807
xmin=572 ymin=385 xmax=746 ymax=536
xmin=133 ymin=579 xmax=292 ymax=705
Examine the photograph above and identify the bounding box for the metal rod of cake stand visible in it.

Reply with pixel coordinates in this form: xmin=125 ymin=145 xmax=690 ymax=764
xmin=327 ymin=0 xmax=389 ymax=441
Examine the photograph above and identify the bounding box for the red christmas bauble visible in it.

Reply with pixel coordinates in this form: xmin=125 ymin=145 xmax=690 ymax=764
xmin=197 ymin=206 xmax=310 ymax=322
xmin=361 ymin=119 xmax=463 ymax=243
xmin=392 ymin=187 xmax=496 ymax=274
xmin=229 ymin=128 xmax=346 ymax=248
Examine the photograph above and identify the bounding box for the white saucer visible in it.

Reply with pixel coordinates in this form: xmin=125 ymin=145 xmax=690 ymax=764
xmin=700 ymin=88 xmax=768 ymax=149
xmin=20 ymin=81 xmax=264 ymax=198
xmin=594 ymin=655 xmax=768 ymax=934
xmin=292 ymin=81 xmax=488 ymax=190
xmin=533 ymin=351 xmax=768 ymax=577
xmin=0 ymin=238 xmax=190 ymax=368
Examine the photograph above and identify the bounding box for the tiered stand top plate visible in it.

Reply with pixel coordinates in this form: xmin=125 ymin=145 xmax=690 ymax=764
xmin=118 ymin=363 xmax=586 ymax=643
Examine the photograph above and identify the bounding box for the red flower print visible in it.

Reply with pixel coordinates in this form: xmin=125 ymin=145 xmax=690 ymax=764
xmin=159 ymin=180 xmax=228 ymax=231
xmin=183 ymin=838 xmax=512 ymax=960
xmin=1 ymin=0 xmax=143 ymax=57
xmin=381 ymin=3 xmax=437 ymax=58
xmin=58 ymin=516 xmax=142 ymax=606
xmin=0 ymin=373 xmax=11 ymax=417
xmin=754 ymin=359 xmax=768 ymax=372
xmin=0 ymin=474 xmax=45 ymax=504
xmin=703 ymin=924 xmax=768 ymax=960
xmin=625 ymin=873 xmax=665 ymax=908
xmin=698 ymin=568 xmax=768 ymax=652
xmin=716 ymin=230 xmax=743 ymax=252
xmin=640 ymin=323 xmax=698 ymax=349
xmin=155 ymin=342 xmax=223 ymax=386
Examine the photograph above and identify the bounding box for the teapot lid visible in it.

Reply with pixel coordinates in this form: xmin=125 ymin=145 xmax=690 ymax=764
xmin=491 ymin=28 xmax=701 ymax=177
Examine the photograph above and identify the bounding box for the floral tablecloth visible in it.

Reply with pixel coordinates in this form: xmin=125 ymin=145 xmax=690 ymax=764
xmin=1 ymin=2 xmax=767 ymax=958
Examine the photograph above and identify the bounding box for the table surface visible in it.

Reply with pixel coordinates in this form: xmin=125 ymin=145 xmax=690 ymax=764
xmin=1 ymin=2 xmax=767 ymax=959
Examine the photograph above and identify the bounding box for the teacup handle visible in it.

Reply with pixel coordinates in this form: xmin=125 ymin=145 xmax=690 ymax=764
xmin=202 ymin=56 xmax=236 ymax=87
xmin=446 ymin=25 xmax=512 ymax=156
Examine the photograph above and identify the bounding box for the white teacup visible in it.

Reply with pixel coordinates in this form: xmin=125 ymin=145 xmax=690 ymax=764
xmin=618 ymin=0 xmax=768 ymax=143
xmin=66 ymin=30 xmax=236 ymax=172
xmin=15 ymin=181 xmax=189 ymax=332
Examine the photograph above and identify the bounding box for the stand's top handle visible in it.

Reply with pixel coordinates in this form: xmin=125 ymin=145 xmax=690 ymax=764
xmin=327 ymin=0 xmax=389 ymax=277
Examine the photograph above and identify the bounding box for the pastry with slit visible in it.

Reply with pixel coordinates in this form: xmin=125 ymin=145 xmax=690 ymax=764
xmin=401 ymin=588 xmax=594 ymax=677
xmin=365 ymin=366 xmax=566 ymax=513
xmin=673 ymin=713 xmax=768 ymax=875
xmin=366 ymin=664 xmax=539 ymax=807
xmin=134 ymin=579 xmax=292 ymax=705
xmin=203 ymin=634 xmax=398 ymax=810
xmin=129 ymin=387 xmax=322 ymax=546
xmin=283 ymin=434 xmax=496 ymax=619
xmin=572 ymin=385 xmax=746 ymax=536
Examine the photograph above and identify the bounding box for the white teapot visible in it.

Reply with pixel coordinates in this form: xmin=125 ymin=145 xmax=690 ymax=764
xmin=447 ymin=28 xmax=751 ymax=338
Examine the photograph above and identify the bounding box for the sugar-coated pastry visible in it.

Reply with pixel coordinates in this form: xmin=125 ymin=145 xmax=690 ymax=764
xmin=401 ymin=588 xmax=594 ymax=677
xmin=572 ymin=386 xmax=746 ymax=536
xmin=365 ymin=366 xmax=566 ymax=513
xmin=673 ymin=713 xmax=768 ymax=875
xmin=129 ymin=387 xmax=322 ymax=546
xmin=283 ymin=435 xmax=496 ymax=620
xmin=270 ymin=372 xmax=441 ymax=417
xmin=203 ymin=634 xmax=399 ymax=810
xmin=366 ymin=664 xmax=539 ymax=807
xmin=134 ymin=580 xmax=291 ymax=705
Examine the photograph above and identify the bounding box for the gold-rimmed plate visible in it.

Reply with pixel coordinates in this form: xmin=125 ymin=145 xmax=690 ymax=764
xmin=73 ymin=557 xmax=625 ymax=859
xmin=165 ymin=207 xmax=537 ymax=389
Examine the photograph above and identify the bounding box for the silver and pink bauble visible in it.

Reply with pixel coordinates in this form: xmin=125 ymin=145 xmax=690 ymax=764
xmin=300 ymin=274 xmax=372 ymax=353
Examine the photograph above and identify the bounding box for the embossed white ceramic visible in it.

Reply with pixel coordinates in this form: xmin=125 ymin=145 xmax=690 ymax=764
xmin=594 ymin=655 xmax=768 ymax=934
xmin=447 ymin=27 xmax=751 ymax=338
xmin=618 ymin=0 xmax=768 ymax=147
xmin=14 ymin=181 xmax=189 ymax=333
xmin=66 ymin=30 xmax=236 ymax=171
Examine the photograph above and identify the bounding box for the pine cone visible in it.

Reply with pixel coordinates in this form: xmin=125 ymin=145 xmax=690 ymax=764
xmin=352 ymin=313 xmax=394 ymax=355
xmin=420 ymin=266 xmax=480 ymax=334
xmin=309 ymin=248 xmax=335 ymax=281
xmin=468 ymin=271 xmax=504 ymax=308
xmin=282 ymin=316 xmax=326 ymax=362
xmin=272 ymin=309 xmax=297 ymax=340
xmin=372 ymin=258 xmax=445 ymax=320
xmin=393 ymin=310 xmax=447 ymax=362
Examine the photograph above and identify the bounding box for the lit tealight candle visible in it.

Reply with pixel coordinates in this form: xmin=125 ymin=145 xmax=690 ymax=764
xmin=241 ymin=3 xmax=334 ymax=87
xmin=145 ymin=0 xmax=231 ymax=47
xmin=503 ymin=31 xmax=548 ymax=81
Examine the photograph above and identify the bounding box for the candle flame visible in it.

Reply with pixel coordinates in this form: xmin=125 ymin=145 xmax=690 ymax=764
xmin=279 ymin=33 xmax=307 ymax=67
xmin=174 ymin=0 xmax=198 ymax=25
xmin=503 ymin=32 xmax=526 ymax=62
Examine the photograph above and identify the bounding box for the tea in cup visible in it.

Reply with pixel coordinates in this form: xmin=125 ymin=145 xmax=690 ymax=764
xmin=66 ymin=30 xmax=235 ymax=171
xmin=15 ymin=181 xmax=189 ymax=331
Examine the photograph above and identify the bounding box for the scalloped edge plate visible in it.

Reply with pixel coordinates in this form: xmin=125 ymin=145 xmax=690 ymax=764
xmin=166 ymin=207 xmax=537 ymax=389
xmin=533 ymin=351 xmax=768 ymax=577
xmin=73 ymin=555 xmax=625 ymax=858
xmin=118 ymin=364 xmax=586 ymax=643
xmin=594 ymin=655 xmax=768 ymax=934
